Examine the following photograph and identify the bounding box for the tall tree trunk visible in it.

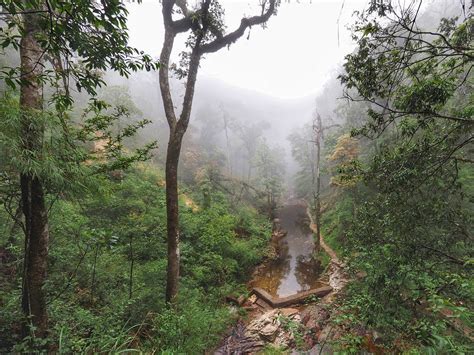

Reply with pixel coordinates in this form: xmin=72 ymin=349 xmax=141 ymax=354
xmin=164 ymin=129 xmax=184 ymax=302
xmin=160 ymin=16 xmax=202 ymax=302
xmin=158 ymin=0 xmax=275 ymax=303
xmin=19 ymin=11 xmax=49 ymax=338
xmin=90 ymin=244 xmax=99 ymax=303
xmin=312 ymin=114 xmax=322 ymax=252
xmin=222 ymin=113 xmax=232 ymax=177
xmin=129 ymin=235 xmax=134 ymax=299
xmin=163 ymin=50 xmax=200 ymax=303
xmin=314 ymin=142 xmax=321 ymax=251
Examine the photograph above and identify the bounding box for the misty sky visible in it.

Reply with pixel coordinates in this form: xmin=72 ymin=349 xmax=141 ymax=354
xmin=127 ymin=0 xmax=369 ymax=99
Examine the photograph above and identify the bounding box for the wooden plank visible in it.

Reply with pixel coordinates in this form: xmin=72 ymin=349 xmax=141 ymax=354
xmin=251 ymin=286 xmax=332 ymax=308
xmin=255 ymin=298 xmax=273 ymax=311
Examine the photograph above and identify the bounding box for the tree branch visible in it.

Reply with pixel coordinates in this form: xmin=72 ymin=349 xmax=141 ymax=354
xmin=163 ymin=0 xmax=198 ymax=34
xmin=177 ymin=0 xmax=212 ymax=132
xmin=159 ymin=25 xmax=178 ymax=129
xmin=200 ymin=0 xmax=276 ymax=54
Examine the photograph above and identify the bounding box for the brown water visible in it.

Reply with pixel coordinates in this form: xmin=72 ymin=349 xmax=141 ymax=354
xmin=250 ymin=203 xmax=325 ymax=297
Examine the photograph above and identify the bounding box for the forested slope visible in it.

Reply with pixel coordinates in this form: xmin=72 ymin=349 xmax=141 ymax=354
xmin=0 ymin=0 xmax=472 ymax=353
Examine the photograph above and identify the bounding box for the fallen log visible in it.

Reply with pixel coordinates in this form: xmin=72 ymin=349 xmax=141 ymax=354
xmin=251 ymin=286 xmax=333 ymax=308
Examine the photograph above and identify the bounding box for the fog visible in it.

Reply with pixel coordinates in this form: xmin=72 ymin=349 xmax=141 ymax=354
xmin=101 ymin=0 xmax=460 ymax=189
xmin=127 ymin=0 xmax=367 ymax=98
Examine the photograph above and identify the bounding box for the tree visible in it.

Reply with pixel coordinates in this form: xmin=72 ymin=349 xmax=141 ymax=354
xmin=236 ymin=121 xmax=269 ymax=183
xmin=253 ymin=139 xmax=285 ymax=219
xmin=309 ymin=112 xmax=340 ymax=251
xmin=311 ymin=113 xmax=322 ymax=251
xmin=158 ymin=0 xmax=277 ymax=302
xmin=335 ymin=1 xmax=473 ymax=346
xmin=0 ymin=0 xmax=157 ymax=340
xmin=328 ymin=133 xmax=360 ymax=187
xmin=18 ymin=7 xmax=49 ymax=339
xmin=288 ymin=124 xmax=314 ymax=197
xmin=289 ymin=111 xmax=339 ymax=250
xmin=340 ymin=0 xmax=473 ymax=140
xmin=220 ymin=105 xmax=233 ymax=178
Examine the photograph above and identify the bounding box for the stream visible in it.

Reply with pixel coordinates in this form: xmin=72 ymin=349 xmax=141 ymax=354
xmin=215 ymin=203 xmax=345 ymax=354
xmin=250 ymin=202 xmax=325 ymax=297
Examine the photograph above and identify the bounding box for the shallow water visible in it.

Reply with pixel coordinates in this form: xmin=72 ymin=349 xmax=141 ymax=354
xmin=250 ymin=204 xmax=324 ymax=297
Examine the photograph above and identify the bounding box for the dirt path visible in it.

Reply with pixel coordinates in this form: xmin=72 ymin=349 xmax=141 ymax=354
xmin=306 ymin=205 xmax=348 ymax=298
xmin=320 ymin=234 xmax=339 ymax=264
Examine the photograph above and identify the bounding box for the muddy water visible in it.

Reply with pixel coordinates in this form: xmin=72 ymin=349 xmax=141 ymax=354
xmin=250 ymin=203 xmax=325 ymax=297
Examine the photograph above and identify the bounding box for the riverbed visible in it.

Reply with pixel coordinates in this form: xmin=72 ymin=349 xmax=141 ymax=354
xmin=250 ymin=203 xmax=325 ymax=297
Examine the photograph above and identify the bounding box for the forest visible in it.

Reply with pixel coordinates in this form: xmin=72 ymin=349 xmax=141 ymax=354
xmin=0 ymin=0 xmax=472 ymax=353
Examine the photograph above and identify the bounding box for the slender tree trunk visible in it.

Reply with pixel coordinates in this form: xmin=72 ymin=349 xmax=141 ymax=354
xmin=312 ymin=114 xmax=322 ymax=251
xmin=158 ymin=24 xmax=180 ymax=303
xmin=222 ymin=113 xmax=232 ymax=177
xmin=158 ymin=0 xmax=274 ymax=303
xmin=19 ymin=10 xmax=49 ymax=339
xmin=163 ymin=45 xmax=201 ymax=302
xmin=129 ymin=235 xmax=134 ymax=299
xmin=91 ymin=244 xmax=99 ymax=303
xmin=21 ymin=176 xmax=49 ymax=338
xmin=159 ymin=19 xmax=201 ymax=303
xmin=164 ymin=130 xmax=184 ymax=302
xmin=315 ymin=138 xmax=321 ymax=251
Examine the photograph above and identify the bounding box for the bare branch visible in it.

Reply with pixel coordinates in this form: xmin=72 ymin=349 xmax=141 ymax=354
xmin=200 ymin=0 xmax=276 ymax=54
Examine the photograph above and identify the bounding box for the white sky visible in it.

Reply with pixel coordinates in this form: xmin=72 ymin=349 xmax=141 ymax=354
xmin=127 ymin=0 xmax=369 ymax=99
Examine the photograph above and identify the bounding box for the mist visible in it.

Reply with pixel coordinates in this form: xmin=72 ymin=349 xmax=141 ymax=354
xmin=38 ymin=0 xmax=462 ymax=192
xmin=1 ymin=0 xmax=470 ymax=351
xmin=98 ymin=0 xmax=376 ymax=190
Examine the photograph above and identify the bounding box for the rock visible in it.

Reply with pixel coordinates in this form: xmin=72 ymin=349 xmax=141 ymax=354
xmin=305 ymin=318 xmax=317 ymax=330
xmin=221 ymin=305 xmax=311 ymax=353
xmin=309 ymin=343 xmax=333 ymax=354
xmin=279 ymin=308 xmax=299 ymax=317
xmin=300 ymin=305 xmax=330 ymax=332
xmin=214 ymin=320 xmax=265 ymax=354
xmin=260 ymin=322 xmax=280 ymax=341
xmin=274 ymin=333 xmax=292 ymax=348
xmin=292 ymin=314 xmax=301 ymax=322
xmin=247 ymin=294 xmax=257 ymax=304
xmin=246 ymin=309 xmax=281 ymax=341
xmin=317 ymin=326 xmax=332 ymax=343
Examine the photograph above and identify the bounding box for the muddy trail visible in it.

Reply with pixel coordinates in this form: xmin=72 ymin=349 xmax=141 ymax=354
xmin=214 ymin=201 xmax=348 ymax=354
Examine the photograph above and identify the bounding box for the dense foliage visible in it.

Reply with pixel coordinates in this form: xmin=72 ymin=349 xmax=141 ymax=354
xmin=313 ymin=2 xmax=473 ymax=352
xmin=1 ymin=0 xmax=472 ymax=353
xmin=0 ymin=164 xmax=271 ymax=352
